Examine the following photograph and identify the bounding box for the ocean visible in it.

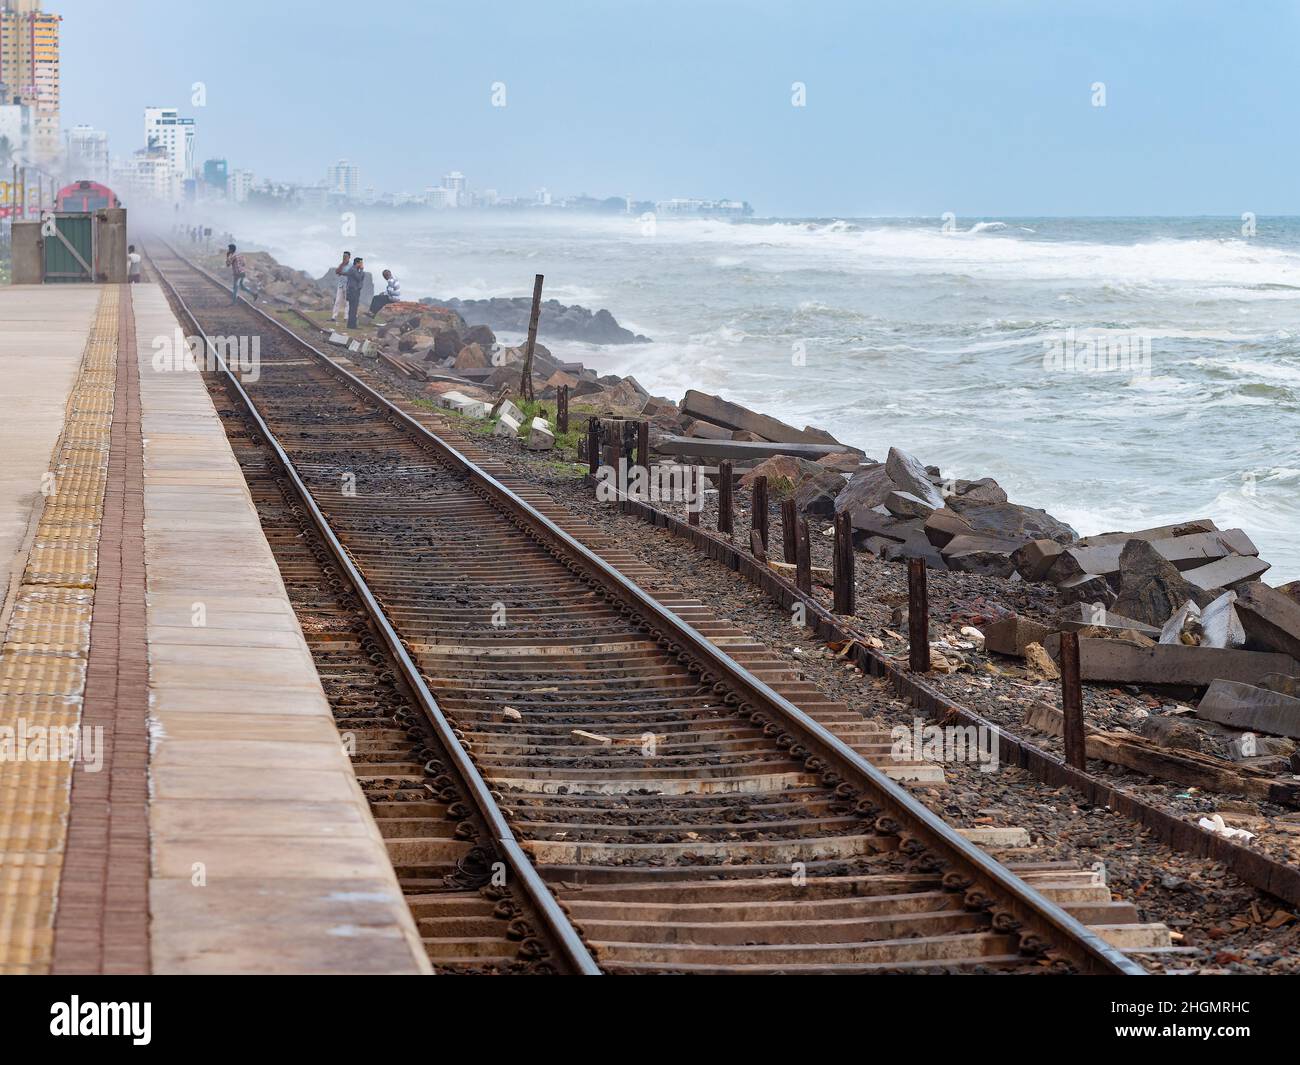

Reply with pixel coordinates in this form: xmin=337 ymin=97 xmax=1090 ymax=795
xmin=209 ymin=209 xmax=1300 ymax=583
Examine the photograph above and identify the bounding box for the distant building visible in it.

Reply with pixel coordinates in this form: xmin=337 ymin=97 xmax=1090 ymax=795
xmin=535 ymin=187 xmax=551 ymax=206
xmin=112 ymin=148 xmax=177 ymax=203
xmin=202 ymin=158 xmax=228 ymax=194
xmin=0 ymin=101 xmax=30 ymax=162
xmin=299 ymin=184 xmax=329 ymax=210
xmin=65 ymin=123 xmax=108 ymax=181
xmin=0 ymin=1 xmax=61 ymax=163
xmin=144 ymin=106 xmax=196 ymax=178
xmin=229 ymin=168 xmax=254 ymax=204
xmin=654 ymin=197 xmax=753 ymax=218
xmin=425 ymin=185 xmax=454 ymax=209
xmin=325 ymin=158 xmax=359 ymax=199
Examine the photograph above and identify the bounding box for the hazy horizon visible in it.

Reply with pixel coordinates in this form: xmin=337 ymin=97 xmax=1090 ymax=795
xmin=56 ymin=0 xmax=1300 ymax=216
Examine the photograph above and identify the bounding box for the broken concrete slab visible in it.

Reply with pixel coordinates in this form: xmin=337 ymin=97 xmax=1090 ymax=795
xmin=1057 ymin=602 xmax=1160 ymax=638
xmin=1200 ymin=591 xmax=1246 ymax=650
xmin=657 ymin=436 xmax=855 ymax=462
xmin=684 ymin=418 xmax=732 ymax=440
xmin=1076 ymin=519 xmax=1218 ymax=548
xmin=1043 ymin=634 xmax=1299 ymax=689
xmin=942 ymin=534 xmax=1026 ymax=578
xmin=984 ymin=615 xmax=1054 ymax=657
xmin=1057 ymin=573 xmax=1117 ymax=608
xmin=1197 ymin=679 xmax=1300 ymax=740
xmin=681 ymin=389 xmax=844 ymax=446
xmin=884 ymin=447 xmax=944 ymax=510
xmin=437 ymin=390 xmax=491 ymax=418
xmin=1235 ymin=581 xmax=1300 ymax=660
xmin=1183 ymin=554 xmax=1271 ymax=594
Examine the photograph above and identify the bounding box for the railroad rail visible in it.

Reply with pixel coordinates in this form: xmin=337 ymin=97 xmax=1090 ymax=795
xmin=146 ymin=240 xmax=1145 ymax=975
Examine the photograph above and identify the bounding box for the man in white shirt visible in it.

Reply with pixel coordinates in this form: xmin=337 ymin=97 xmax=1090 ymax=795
xmin=330 ymin=251 xmax=351 ymax=321
xmin=127 ymin=245 xmax=142 ymax=283
xmin=368 ymin=270 xmax=401 ymax=319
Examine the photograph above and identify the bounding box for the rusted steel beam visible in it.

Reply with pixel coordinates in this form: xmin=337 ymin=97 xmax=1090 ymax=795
xmin=557 ymin=384 xmax=569 ymax=435
xmin=1060 ymin=631 xmax=1086 ymax=770
xmin=834 ymin=510 xmax=854 ymax=616
xmin=586 ymin=418 xmax=600 ymax=476
xmin=908 ymin=558 xmax=930 ymax=673
xmin=781 ymin=499 xmax=797 ymax=563
xmin=688 ymin=465 xmax=700 ymax=527
xmin=718 ymin=460 xmax=734 ymax=536
xmin=637 ymin=419 xmax=650 ymax=472
xmin=796 ymin=517 xmax=812 ymax=594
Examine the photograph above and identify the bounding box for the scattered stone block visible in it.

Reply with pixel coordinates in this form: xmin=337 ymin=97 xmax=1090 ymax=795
xmin=1112 ymin=540 xmax=1214 ymax=626
xmin=923 ymin=508 xmax=974 ymax=549
xmin=1159 ymin=601 xmax=1202 ymax=646
xmin=1200 ymin=591 xmax=1246 ymax=650
xmin=885 ymin=490 xmax=938 ymax=520
xmin=1012 ymin=539 xmax=1067 ymax=581
xmin=493 ymin=411 xmax=521 ymax=439
xmin=984 ymin=615 xmax=1054 ymax=657
xmin=328 ymin=332 xmax=349 ymax=346
xmin=1057 ymin=573 xmax=1117 ymax=608
xmin=1076 ymin=519 xmax=1218 ymax=548
xmin=1043 ymin=635 xmax=1299 ymax=689
xmin=526 ymin=416 xmax=555 ymax=451
xmin=942 ymin=534 xmax=1024 ymax=578
xmin=1057 ymin=602 xmax=1159 ymax=637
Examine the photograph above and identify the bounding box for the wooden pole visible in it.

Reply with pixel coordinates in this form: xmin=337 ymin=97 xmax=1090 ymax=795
xmin=718 ymin=461 xmax=733 ymax=536
xmin=557 ymin=385 xmax=569 ymax=435
xmin=795 ymin=518 xmax=812 ymax=594
xmin=833 ymin=511 xmax=854 ymax=616
xmin=752 ymin=476 xmax=769 ymax=553
xmin=781 ymin=499 xmax=797 ymax=563
xmin=609 ymin=418 xmax=622 ymax=488
xmin=907 ymin=558 xmax=930 ymax=673
xmin=687 ymin=466 xmax=700 ymax=527
xmin=1060 ymin=632 xmax=1086 ymax=770
xmin=518 ymin=273 xmax=544 ymax=402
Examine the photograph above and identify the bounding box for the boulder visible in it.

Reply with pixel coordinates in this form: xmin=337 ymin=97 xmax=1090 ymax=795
xmin=923 ymin=508 xmax=974 ymax=549
xmin=454 ymin=343 xmax=489 ymax=371
xmin=884 ymin=448 xmax=944 ymax=510
xmin=817 ymin=452 xmax=864 ymax=473
xmin=1013 ymin=539 xmax=1067 ymax=582
xmin=949 ymin=500 xmax=1077 ymax=544
xmin=835 ymin=463 xmax=895 ymax=514
xmin=984 ymin=615 xmax=1054 ymax=657
xmin=433 ymin=329 xmax=463 ymax=359
xmin=1057 ymin=573 xmax=1118 ymax=608
xmin=942 ymin=534 xmax=1025 ymax=578
xmin=463 ymin=323 xmax=496 ymax=349
xmin=885 ymin=490 xmax=938 ymax=520
xmin=1112 ymin=540 xmax=1214 ymax=627
xmin=953 ymin=478 xmax=1008 ymax=507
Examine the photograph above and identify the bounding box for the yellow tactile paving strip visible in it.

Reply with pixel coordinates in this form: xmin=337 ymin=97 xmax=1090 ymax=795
xmin=0 ymin=290 xmax=116 ymax=974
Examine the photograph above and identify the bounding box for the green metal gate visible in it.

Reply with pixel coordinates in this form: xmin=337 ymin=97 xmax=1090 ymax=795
xmin=42 ymin=214 xmax=95 ymax=283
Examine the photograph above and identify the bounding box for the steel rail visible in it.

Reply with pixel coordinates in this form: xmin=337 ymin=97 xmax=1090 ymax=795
xmin=148 ymin=243 xmax=602 ymax=976
xmin=149 ymin=240 xmax=1145 ymax=976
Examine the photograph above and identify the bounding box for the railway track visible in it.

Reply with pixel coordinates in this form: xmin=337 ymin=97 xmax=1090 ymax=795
xmin=147 ymin=241 xmax=1148 ymax=975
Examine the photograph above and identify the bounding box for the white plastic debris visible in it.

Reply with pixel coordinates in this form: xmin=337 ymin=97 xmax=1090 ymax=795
xmin=1196 ymin=813 xmax=1256 ymax=842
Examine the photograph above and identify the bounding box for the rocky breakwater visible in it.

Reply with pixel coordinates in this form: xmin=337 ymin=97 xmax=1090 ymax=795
xmin=421 ymin=296 xmax=650 ymax=345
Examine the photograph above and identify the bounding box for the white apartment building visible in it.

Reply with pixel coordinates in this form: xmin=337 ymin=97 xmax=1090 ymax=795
xmin=229 ymin=168 xmax=254 ymax=204
xmin=143 ymin=106 xmax=195 ymax=178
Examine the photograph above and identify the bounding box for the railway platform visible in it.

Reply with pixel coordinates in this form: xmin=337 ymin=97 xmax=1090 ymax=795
xmin=0 ymin=282 xmax=430 ymax=975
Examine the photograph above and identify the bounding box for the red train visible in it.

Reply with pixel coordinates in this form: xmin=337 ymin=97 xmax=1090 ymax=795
xmin=56 ymin=180 xmax=121 ymax=212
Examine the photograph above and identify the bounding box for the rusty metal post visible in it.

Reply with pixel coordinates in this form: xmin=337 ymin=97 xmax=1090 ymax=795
xmin=718 ymin=461 xmax=733 ymax=536
xmin=519 ymin=273 xmax=544 ymax=402
xmin=752 ymin=475 xmax=769 ymax=554
xmin=557 ymin=385 xmax=569 ymax=435
xmin=907 ymin=558 xmax=930 ymax=673
xmin=795 ymin=518 xmax=812 ymax=594
xmin=637 ymin=419 xmax=650 ymax=473
xmin=687 ymin=465 xmax=701 ymax=527
xmin=609 ymin=419 xmax=623 ymax=491
xmin=1060 ymin=631 xmax=1086 ymax=770
xmin=781 ymin=499 xmax=797 ymax=563
xmin=833 ymin=511 xmax=854 ymax=616
xmin=587 ymin=418 xmax=600 ymax=476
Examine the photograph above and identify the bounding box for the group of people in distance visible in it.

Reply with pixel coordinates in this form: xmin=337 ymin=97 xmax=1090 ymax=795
xmin=221 ymin=243 xmax=401 ymax=331
xmin=329 ymin=251 xmax=401 ymax=328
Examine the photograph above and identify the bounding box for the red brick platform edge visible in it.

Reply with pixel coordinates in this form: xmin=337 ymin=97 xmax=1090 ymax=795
xmin=51 ymin=285 xmax=152 ymax=975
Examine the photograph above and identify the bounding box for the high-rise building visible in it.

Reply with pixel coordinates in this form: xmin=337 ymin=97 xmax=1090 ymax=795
xmin=325 ymin=158 xmax=359 ymax=199
xmin=229 ymin=168 xmax=254 ymax=204
xmin=65 ymin=123 xmax=108 ymax=181
xmin=144 ymin=106 xmax=196 ymax=178
xmin=0 ymin=1 xmax=60 ymax=163
xmin=203 ymin=157 xmax=228 ymax=194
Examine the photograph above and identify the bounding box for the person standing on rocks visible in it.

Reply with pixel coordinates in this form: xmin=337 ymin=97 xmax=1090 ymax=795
xmin=368 ymin=269 xmax=401 ymax=319
xmin=226 ymin=243 xmax=257 ymax=303
xmin=330 ymin=251 xmax=352 ymax=322
xmin=345 ymin=256 xmax=366 ymax=329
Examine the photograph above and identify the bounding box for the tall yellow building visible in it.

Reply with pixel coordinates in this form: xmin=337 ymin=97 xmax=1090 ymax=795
xmin=0 ymin=0 xmax=60 ymax=163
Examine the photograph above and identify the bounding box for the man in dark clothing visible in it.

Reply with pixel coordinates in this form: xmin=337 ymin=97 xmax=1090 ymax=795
xmin=345 ymin=257 xmax=366 ymax=328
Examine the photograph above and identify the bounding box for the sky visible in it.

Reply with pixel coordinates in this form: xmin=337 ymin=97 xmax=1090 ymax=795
xmin=55 ymin=0 xmax=1300 ymax=217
